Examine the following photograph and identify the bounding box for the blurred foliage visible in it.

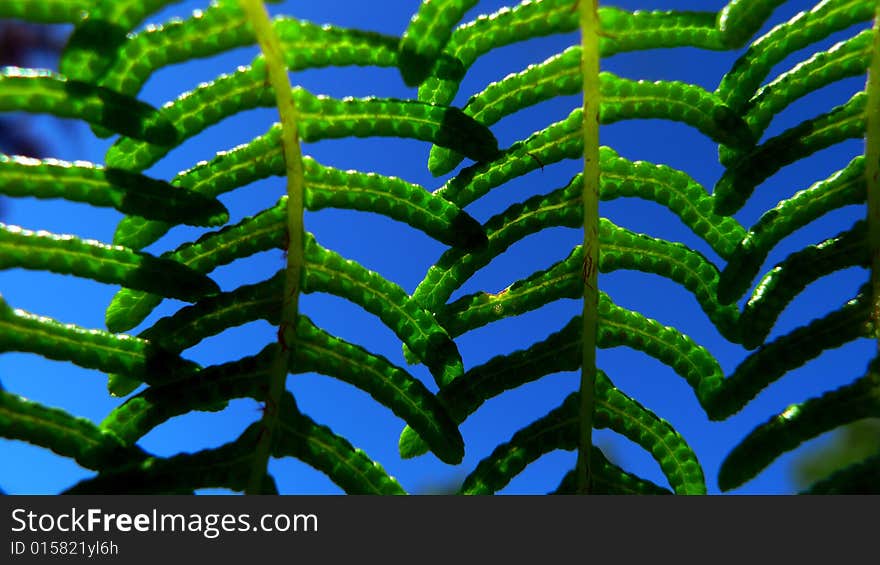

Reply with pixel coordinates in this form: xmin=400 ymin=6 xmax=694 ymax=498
xmin=790 ymin=419 xmax=880 ymax=492
xmin=0 ymin=21 xmax=67 ymax=157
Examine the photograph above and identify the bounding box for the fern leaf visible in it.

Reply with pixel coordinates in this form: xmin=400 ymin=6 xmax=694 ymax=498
xmin=292 ymin=317 xmax=464 ymax=465
xmin=719 ymin=156 xmax=866 ymax=303
xmin=272 ymin=393 xmax=406 ymax=495
xmin=0 ymin=155 xmax=228 ymax=227
xmin=398 ymin=0 xmax=478 ymax=87
xmin=66 ymin=425 xmax=274 ymax=494
xmin=721 ymin=29 xmax=872 ymax=166
xmin=100 ymin=11 xmax=389 ymax=99
xmin=707 ymin=288 xmax=872 ymax=420
xmin=137 ymin=276 xmax=279 ymax=356
xmin=460 ymin=380 xmax=705 ymax=495
xmin=599 ymin=8 xmax=724 ymax=54
xmin=598 ymin=73 xmax=754 ymax=148
xmin=418 ymin=0 xmax=579 ymax=107
xmin=114 ymin=134 xmax=483 ymax=250
xmin=598 ymin=296 xmax=725 ymax=407
xmin=739 ymin=222 xmax=868 ymax=349
xmin=420 ymin=2 xmax=727 ymax=108
xmin=458 ymin=392 xmax=578 ymax=495
xmin=0 ymin=223 xmax=220 ymax=302
xmin=399 ymin=304 xmax=720 ymax=460
xmin=102 ymin=348 xmax=275 ymax=444
xmin=552 ymin=449 xmax=672 ymax=494
xmin=106 ymin=199 xmax=287 ymax=333
xmin=60 ymin=0 xmax=186 ymax=83
xmin=303 ymin=157 xmax=486 ymax=249
xmin=0 ymin=67 xmax=177 ymax=144
xmin=0 ymin=297 xmax=199 ymax=382
xmin=716 ymin=0 xmax=788 ymax=48
xmin=429 ymin=51 xmax=752 ymax=174
xmin=106 ymin=85 xmax=497 ymax=172
xmin=0 ymin=390 xmax=138 ymax=469
xmin=718 ymin=359 xmax=880 ymax=491
xmin=0 ymin=0 xmax=90 ymax=23
xmin=716 ymin=0 xmax=873 ymax=110
xmin=139 ymin=275 xmax=281 ymax=354
xmin=599 ymin=148 xmax=746 ymax=259
xmin=592 ymin=372 xmax=706 ymax=494
xmin=714 ymin=91 xmax=867 ymax=215
xmin=437 ymin=247 xmax=582 ymax=338
xmin=303 ymin=234 xmax=463 ymax=388
xmin=399 ymin=316 xmax=581 ymax=459
xmin=415 ymin=176 xmax=582 ymax=311
xmin=600 ymin=219 xmax=741 ymax=342
xmin=437 ymin=107 xmax=582 ymax=205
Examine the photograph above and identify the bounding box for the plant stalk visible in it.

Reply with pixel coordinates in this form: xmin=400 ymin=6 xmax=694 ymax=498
xmin=237 ymin=0 xmax=306 ymax=495
xmin=868 ymin=4 xmax=880 ymax=351
xmin=576 ymin=0 xmax=601 ymax=495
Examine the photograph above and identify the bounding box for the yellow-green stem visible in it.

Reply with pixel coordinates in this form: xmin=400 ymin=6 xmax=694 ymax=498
xmin=868 ymin=5 xmax=880 ymax=351
xmin=238 ymin=0 xmax=305 ymax=495
xmin=576 ymin=0 xmax=600 ymax=495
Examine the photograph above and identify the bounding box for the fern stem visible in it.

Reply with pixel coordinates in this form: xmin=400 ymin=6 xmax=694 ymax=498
xmin=576 ymin=0 xmax=601 ymax=495
xmin=237 ymin=0 xmax=306 ymax=495
xmin=867 ymin=3 xmax=880 ymax=350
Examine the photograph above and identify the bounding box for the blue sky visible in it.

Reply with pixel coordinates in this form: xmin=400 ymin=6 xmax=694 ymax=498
xmin=0 ymin=0 xmax=873 ymax=494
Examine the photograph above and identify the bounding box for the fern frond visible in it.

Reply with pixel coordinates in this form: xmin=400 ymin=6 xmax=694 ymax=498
xmin=720 ymin=29 xmax=872 ymax=166
xmin=592 ymin=371 xmax=706 ymax=495
xmin=599 ymin=148 xmax=746 ymax=259
xmin=399 ymin=316 xmax=581 ymax=459
xmin=599 ymin=8 xmax=724 ymax=54
xmin=460 ymin=378 xmax=705 ymax=495
xmin=599 ymin=219 xmax=740 ymax=342
xmin=272 ymin=393 xmax=406 ymax=495
xmin=416 ymin=177 xmax=581 ymax=311
xmin=291 ymin=317 xmax=464 ymax=465
xmin=714 ymin=91 xmax=866 ymax=215
xmin=106 ymin=198 xmax=287 ymax=332
xmin=418 ymin=0 xmax=579 ymax=106
xmin=739 ymin=222 xmax=868 ymax=349
xmin=552 ymin=450 xmax=672 ymax=494
xmin=0 ymin=224 xmax=219 ymax=301
xmin=716 ymin=0 xmax=872 ymax=110
xmin=302 ymin=157 xmax=486 ymax=250
xmin=719 ymin=156 xmax=865 ymax=303
xmin=598 ymin=296 xmax=724 ymax=406
xmin=0 ymin=155 xmax=228 ymax=227
xmin=716 ymin=0 xmax=788 ymax=48
xmin=437 ymin=246 xmax=581 ymax=339
xmin=429 ymin=52 xmax=752 ymax=174
xmin=719 ymin=359 xmax=880 ymax=491
xmin=708 ymin=288 xmax=872 ymax=420
xmin=0 ymin=296 xmax=199 ymax=382
xmin=303 ymin=234 xmax=463 ymax=388
xmin=0 ymin=390 xmax=139 ymax=469
xmin=420 ymin=1 xmax=731 ymax=108
xmin=438 ymin=107 xmax=582 ymax=204
xmin=114 ymin=136 xmax=484 ymax=251
xmin=398 ymin=0 xmax=478 ymax=87
xmin=65 ymin=425 xmax=274 ymax=494
xmin=101 ymin=347 xmax=275 ymax=444
xmin=0 ymin=67 xmax=177 ymax=144
xmin=139 ymin=274 xmax=281 ymax=354
xmin=458 ymin=392 xmax=577 ymax=495
xmin=106 ymin=86 xmax=497 ymax=172
xmin=0 ymin=0 xmax=90 ymax=23
xmin=60 ymin=0 xmax=187 ymax=83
